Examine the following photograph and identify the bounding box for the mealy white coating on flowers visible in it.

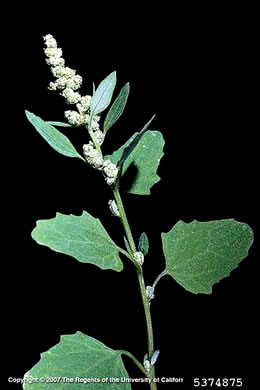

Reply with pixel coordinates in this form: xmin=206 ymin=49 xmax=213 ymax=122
xmin=90 ymin=120 xmax=100 ymax=131
xmin=83 ymin=144 xmax=104 ymax=170
xmin=46 ymin=56 xmax=65 ymax=67
xmin=51 ymin=66 xmax=76 ymax=78
xmin=65 ymin=74 xmax=82 ymax=90
xmin=44 ymin=47 xmax=62 ymax=58
xmin=43 ymin=35 xmax=113 ymax=183
xmin=43 ymin=34 xmax=57 ymax=46
xmin=146 ymin=286 xmax=155 ymax=301
xmin=133 ymin=251 xmax=144 ymax=265
xmin=64 ymin=111 xmax=88 ymax=127
xmin=76 ymin=95 xmax=92 ymax=113
xmin=108 ymin=200 xmax=120 ymax=217
xmin=61 ymin=88 xmax=81 ymax=104
xmin=48 ymin=82 xmax=57 ymax=91
xmin=144 ymin=360 xmax=151 ymax=373
xmin=103 ymin=160 xmax=118 ymax=185
xmin=55 ymin=76 xmax=69 ymax=89
xmin=44 ymin=36 xmax=57 ymax=48
xmin=43 ymin=35 xmax=82 ymax=97
xmin=92 ymin=130 xmax=105 ymax=145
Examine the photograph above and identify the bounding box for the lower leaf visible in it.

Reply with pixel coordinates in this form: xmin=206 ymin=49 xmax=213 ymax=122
xmin=23 ymin=332 xmax=131 ymax=389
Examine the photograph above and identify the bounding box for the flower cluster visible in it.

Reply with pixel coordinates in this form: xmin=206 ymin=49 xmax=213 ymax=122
xmin=108 ymin=200 xmax=120 ymax=217
xmin=82 ymin=144 xmax=118 ymax=185
xmin=44 ymin=35 xmax=114 ymax=183
xmin=133 ymin=251 xmax=144 ymax=265
xmin=43 ymin=34 xmax=102 ymax=134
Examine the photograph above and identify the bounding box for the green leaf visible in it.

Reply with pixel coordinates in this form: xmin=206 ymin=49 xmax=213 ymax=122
xmin=31 ymin=211 xmax=123 ymax=271
xmin=103 ymin=82 xmax=130 ymax=133
xmin=90 ymin=71 xmax=117 ymax=116
xmin=138 ymin=232 xmax=149 ymax=256
xmin=106 ymin=130 xmax=164 ymax=195
xmin=25 ymin=111 xmax=84 ymax=160
xmin=24 ymin=331 xmax=131 ymax=389
xmin=162 ymin=219 xmax=254 ymax=294
xmin=47 ymin=121 xmax=72 ymax=127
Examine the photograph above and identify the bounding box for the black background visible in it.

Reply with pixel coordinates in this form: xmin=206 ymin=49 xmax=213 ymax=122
xmin=5 ymin=5 xmax=258 ymax=389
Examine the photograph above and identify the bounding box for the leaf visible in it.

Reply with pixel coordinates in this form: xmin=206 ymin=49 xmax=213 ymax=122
xmin=23 ymin=331 xmax=131 ymax=389
xmin=31 ymin=211 xmax=123 ymax=271
xmin=103 ymin=82 xmax=130 ymax=133
xmin=162 ymin=219 xmax=254 ymax=294
xmin=138 ymin=232 xmax=149 ymax=256
xmin=25 ymin=111 xmax=84 ymax=160
xmin=47 ymin=121 xmax=72 ymax=127
xmin=117 ymin=115 xmax=155 ymax=169
xmin=106 ymin=130 xmax=164 ymax=195
xmin=90 ymin=71 xmax=117 ymax=116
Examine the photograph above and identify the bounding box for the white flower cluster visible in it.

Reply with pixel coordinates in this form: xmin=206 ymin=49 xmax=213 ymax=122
xmin=133 ymin=251 xmax=144 ymax=265
xmin=44 ymin=35 xmax=103 ymax=133
xmin=103 ymin=160 xmax=119 ymax=185
xmin=82 ymin=144 xmax=118 ymax=185
xmin=146 ymin=286 xmax=155 ymax=302
xmin=108 ymin=200 xmax=120 ymax=217
xmin=64 ymin=111 xmax=88 ymax=127
xmin=44 ymin=35 xmax=111 ymax=182
xmin=44 ymin=35 xmax=82 ymax=94
xmin=83 ymin=144 xmax=104 ymax=170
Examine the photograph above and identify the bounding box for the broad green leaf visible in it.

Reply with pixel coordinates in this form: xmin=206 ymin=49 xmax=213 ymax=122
xmin=32 ymin=211 xmax=123 ymax=271
xmin=24 ymin=331 xmax=131 ymax=389
xmin=106 ymin=130 xmax=164 ymax=195
xmin=90 ymin=71 xmax=117 ymax=116
xmin=25 ymin=111 xmax=84 ymax=160
xmin=138 ymin=232 xmax=149 ymax=256
xmin=47 ymin=121 xmax=72 ymax=127
xmin=117 ymin=115 xmax=155 ymax=169
xmin=162 ymin=219 xmax=254 ymax=294
xmin=104 ymin=82 xmax=130 ymax=133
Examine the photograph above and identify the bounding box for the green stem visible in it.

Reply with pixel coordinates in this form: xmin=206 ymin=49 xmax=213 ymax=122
xmin=138 ymin=271 xmax=154 ymax=358
xmin=120 ymin=350 xmax=147 ymax=376
xmin=113 ymin=187 xmax=136 ymax=253
xmin=113 ymin=187 xmax=157 ymax=390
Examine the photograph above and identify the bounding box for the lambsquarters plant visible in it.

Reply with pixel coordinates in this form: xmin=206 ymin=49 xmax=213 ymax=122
xmin=23 ymin=35 xmax=254 ymax=389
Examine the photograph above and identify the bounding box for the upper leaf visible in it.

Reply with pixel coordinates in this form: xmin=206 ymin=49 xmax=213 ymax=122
xmin=106 ymin=130 xmax=165 ymax=195
xmin=103 ymin=82 xmax=130 ymax=133
xmin=90 ymin=71 xmax=117 ymax=116
xmin=162 ymin=219 xmax=254 ymax=294
xmin=23 ymin=331 xmax=131 ymax=389
xmin=32 ymin=211 xmax=123 ymax=271
xmin=25 ymin=111 xmax=84 ymax=160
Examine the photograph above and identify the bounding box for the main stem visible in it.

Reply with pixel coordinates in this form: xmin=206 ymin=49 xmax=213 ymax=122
xmin=113 ymin=187 xmax=157 ymax=390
